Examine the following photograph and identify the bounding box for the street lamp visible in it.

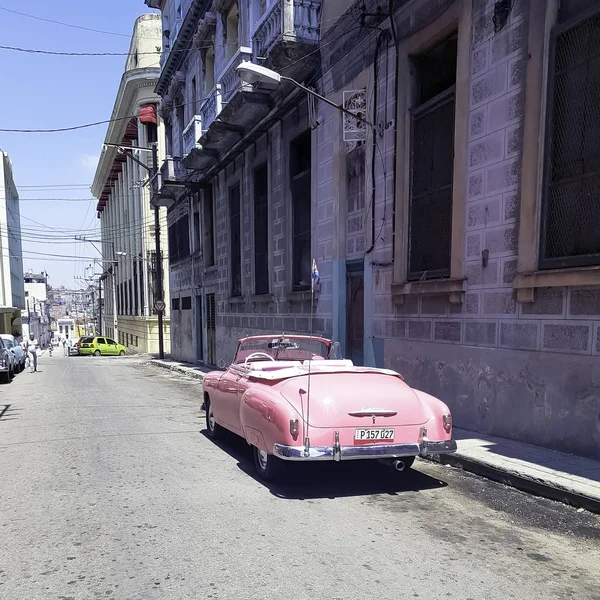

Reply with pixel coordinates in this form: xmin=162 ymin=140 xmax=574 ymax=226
xmin=236 ymin=62 xmax=375 ymax=129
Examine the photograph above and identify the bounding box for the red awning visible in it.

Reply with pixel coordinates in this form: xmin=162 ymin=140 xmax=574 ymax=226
xmin=139 ymin=104 xmax=157 ymax=124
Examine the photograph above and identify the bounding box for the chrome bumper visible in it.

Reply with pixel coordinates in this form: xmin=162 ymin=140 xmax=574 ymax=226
xmin=273 ymin=439 xmax=457 ymax=461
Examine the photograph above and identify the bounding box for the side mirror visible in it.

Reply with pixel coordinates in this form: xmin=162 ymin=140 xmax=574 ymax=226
xmin=217 ymin=359 xmax=226 ymax=369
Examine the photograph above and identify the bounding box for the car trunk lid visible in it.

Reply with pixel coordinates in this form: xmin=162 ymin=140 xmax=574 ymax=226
xmin=279 ymin=372 xmax=429 ymax=428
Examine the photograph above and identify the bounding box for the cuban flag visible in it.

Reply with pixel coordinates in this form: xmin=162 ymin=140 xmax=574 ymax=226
xmin=311 ymin=259 xmax=320 ymax=292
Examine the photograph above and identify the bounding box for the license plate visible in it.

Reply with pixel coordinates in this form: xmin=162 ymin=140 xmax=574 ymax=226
xmin=354 ymin=428 xmax=395 ymax=444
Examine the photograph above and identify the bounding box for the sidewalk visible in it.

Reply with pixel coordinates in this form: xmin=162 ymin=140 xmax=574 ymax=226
xmin=147 ymin=357 xmax=210 ymax=381
xmin=436 ymin=427 xmax=600 ymax=513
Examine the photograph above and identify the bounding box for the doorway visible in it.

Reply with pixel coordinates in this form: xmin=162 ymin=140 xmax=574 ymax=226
xmin=346 ymin=268 xmax=364 ymax=366
xmin=206 ymin=293 xmax=217 ymax=366
xmin=195 ymin=295 xmax=203 ymax=362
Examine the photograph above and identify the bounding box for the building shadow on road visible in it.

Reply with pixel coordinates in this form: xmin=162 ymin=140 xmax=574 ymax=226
xmin=0 ymin=404 xmax=21 ymax=422
xmin=201 ymin=430 xmax=448 ymax=500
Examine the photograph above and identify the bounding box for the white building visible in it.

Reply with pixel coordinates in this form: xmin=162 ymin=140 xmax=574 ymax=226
xmin=92 ymin=14 xmax=171 ymax=354
xmin=0 ymin=150 xmax=25 ymax=337
xmin=22 ymin=271 xmax=51 ymax=346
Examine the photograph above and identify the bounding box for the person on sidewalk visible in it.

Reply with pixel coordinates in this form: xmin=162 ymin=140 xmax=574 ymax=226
xmin=27 ymin=333 xmax=39 ymax=373
xmin=63 ymin=338 xmax=68 ymax=356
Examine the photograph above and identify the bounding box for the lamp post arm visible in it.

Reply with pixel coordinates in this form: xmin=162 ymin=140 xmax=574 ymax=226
xmin=280 ymin=75 xmax=375 ymax=130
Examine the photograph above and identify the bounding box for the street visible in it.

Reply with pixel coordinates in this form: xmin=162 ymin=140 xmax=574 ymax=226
xmin=1 ymin=354 xmax=599 ymax=600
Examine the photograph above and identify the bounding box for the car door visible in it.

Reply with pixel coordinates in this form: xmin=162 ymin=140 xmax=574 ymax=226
xmin=215 ymin=365 xmax=244 ymax=433
xmin=105 ymin=338 xmax=118 ymax=355
xmin=95 ymin=337 xmax=107 ymax=353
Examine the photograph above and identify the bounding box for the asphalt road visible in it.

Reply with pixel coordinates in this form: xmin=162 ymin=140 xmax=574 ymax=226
xmin=1 ymin=353 xmax=599 ymax=600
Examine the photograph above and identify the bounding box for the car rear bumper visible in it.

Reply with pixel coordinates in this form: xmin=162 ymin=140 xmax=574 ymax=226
xmin=273 ymin=439 xmax=457 ymax=461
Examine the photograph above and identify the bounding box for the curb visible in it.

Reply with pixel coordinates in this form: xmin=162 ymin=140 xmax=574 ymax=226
xmin=431 ymin=453 xmax=600 ymax=514
xmin=148 ymin=359 xmax=206 ymax=381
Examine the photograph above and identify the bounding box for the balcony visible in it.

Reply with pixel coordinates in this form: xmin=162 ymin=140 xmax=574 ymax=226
xmin=196 ymin=48 xmax=272 ymax=153
xmin=181 ymin=110 xmax=219 ymax=170
xmin=252 ymin=0 xmax=322 ymax=78
xmin=182 ymin=115 xmax=202 ymax=157
xmin=200 ymin=85 xmax=222 ymax=133
xmin=152 ymin=158 xmax=188 ymax=207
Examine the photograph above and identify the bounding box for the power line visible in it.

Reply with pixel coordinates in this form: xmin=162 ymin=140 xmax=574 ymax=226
xmin=0 ymin=5 xmax=135 ymax=38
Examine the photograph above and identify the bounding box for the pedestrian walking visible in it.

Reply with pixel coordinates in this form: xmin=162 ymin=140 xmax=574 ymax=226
xmin=66 ymin=338 xmax=72 ymax=356
xmin=26 ymin=334 xmax=39 ymax=373
xmin=63 ymin=338 xmax=68 ymax=356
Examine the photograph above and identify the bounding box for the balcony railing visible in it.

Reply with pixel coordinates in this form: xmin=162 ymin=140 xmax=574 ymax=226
xmin=219 ymin=47 xmax=253 ymax=105
xmin=253 ymin=0 xmax=321 ymax=59
xmin=200 ymin=84 xmax=222 ymax=132
xmin=182 ymin=115 xmax=202 ymax=156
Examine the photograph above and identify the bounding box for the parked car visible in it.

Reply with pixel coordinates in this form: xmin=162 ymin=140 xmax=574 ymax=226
xmin=78 ymin=336 xmax=127 ymax=357
xmin=203 ymin=334 xmax=457 ymax=480
xmin=0 ymin=334 xmax=25 ymax=373
xmin=0 ymin=337 xmax=15 ymax=382
xmin=69 ymin=337 xmax=81 ymax=356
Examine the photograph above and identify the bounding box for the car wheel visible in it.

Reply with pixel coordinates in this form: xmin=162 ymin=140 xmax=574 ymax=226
xmin=94 ymin=350 xmax=101 ymax=356
xmin=253 ymin=447 xmax=283 ymax=482
xmin=119 ymin=350 xmax=125 ymax=356
xmin=205 ymin=398 xmax=224 ymax=440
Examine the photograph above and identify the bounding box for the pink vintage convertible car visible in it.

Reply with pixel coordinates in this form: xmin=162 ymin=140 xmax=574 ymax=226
xmin=203 ymin=334 xmax=457 ymax=480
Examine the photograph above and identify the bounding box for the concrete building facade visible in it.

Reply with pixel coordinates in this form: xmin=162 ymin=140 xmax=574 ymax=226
xmin=92 ymin=14 xmax=171 ymax=355
xmin=22 ymin=271 xmax=51 ymax=346
xmin=0 ymin=150 xmax=25 ymax=337
xmin=147 ymin=0 xmax=600 ymax=460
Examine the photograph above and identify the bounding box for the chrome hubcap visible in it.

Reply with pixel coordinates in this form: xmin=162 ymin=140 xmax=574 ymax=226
xmin=257 ymin=450 xmax=268 ymax=471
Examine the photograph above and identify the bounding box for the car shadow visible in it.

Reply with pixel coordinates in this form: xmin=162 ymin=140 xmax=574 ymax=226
xmin=201 ymin=429 xmax=448 ymax=500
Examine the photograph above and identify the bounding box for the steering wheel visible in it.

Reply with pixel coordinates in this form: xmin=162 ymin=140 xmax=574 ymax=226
xmin=244 ymin=352 xmax=275 ymax=367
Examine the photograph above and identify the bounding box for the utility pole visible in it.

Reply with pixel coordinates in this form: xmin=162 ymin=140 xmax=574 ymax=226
xmin=151 ymin=141 xmax=165 ymax=359
xmin=98 ymin=278 xmax=102 ymax=336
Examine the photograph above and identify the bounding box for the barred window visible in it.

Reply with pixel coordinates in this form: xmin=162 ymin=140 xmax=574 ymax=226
xmin=230 ymin=183 xmax=242 ymax=297
xmin=540 ymin=5 xmax=600 ymax=268
xmin=408 ymin=35 xmax=457 ymax=281
xmin=254 ymin=164 xmax=269 ymax=295
xmin=290 ymin=130 xmax=312 ymax=291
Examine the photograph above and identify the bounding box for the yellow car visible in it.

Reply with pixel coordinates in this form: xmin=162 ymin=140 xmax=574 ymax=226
xmin=78 ymin=336 xmax=127 ymax=357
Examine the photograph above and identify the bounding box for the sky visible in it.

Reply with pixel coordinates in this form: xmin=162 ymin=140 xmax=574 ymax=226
xmin=0 ymin=0 xmax=158 ymax=288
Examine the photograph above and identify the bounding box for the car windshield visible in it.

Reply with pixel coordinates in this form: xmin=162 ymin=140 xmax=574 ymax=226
xmin=234 ymin=336 xmax=330 ymax=364
xmin=3 ymin=340 xmax=13 ymax=348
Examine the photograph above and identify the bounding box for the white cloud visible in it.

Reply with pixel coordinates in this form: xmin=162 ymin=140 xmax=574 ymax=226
xmin=80 ymin=154 xmax=99 ymax=172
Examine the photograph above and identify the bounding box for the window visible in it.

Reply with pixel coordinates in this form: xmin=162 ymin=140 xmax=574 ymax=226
xmin=254 ymin=164 xmax=269 ymax=294
xmin=191 ymin=76 xmax=197 ymax=115
xmin=230 ymin=183 xmax=242 ymax=297
xmin=204 ymin=186 xmax=215 ymax=267
xmin=540 ymin=5 xmax=600 ymax=269
xmin=176 ymin=99 xmax=185 ymax=156
xmin=172 ymin=297 xmax=180 ymax=310
xmin=106 ymin=338 xmax=116 ymax=345
xmin=224 ymin=4 xmax=239 ymax=61
xmin=181 ymin=296 xmax=192 ymax=310
xmin=168 ymin=215 xmax=190 ymax=263
xmin=97 ymin=337 xmax=106 ymax=345
xmin=408 ymin=35 xmax=457 ymax=281
xmin=193 ymin=206 xmax=202 ymax=255
xmin=290 ymin=130 xmax=312 ymax=290
xmin=165 ymin=120 xmax=173 ymax=156
xmin=347 ymin=144 xmax=365 ymax=214
xmin=203 ymin=46 xmax=215 ymax=96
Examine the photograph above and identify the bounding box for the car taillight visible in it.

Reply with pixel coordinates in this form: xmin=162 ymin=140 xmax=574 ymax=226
xmin=90 ymin=344 xmax=94 ymax=348
xmin=443 ymin=413 xmax=452 ymax=433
